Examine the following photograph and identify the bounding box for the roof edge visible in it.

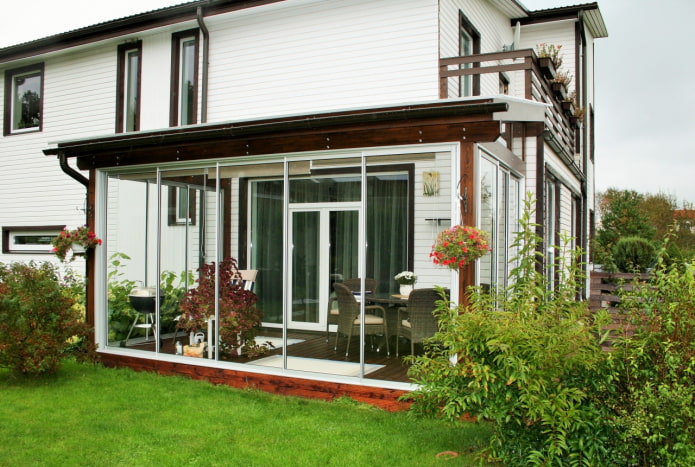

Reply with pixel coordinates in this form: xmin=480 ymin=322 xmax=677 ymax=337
xmin=0 ymin=0 xmax=283 ymax=64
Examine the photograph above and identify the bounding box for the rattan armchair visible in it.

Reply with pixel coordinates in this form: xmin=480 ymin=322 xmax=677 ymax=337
xmin=396 ymin=288 xmax=441 ymax=356
xmin=325 ymin=278 xmax=377 ymax=342
xmin=332 ymin=282 xmax=389 ymax=357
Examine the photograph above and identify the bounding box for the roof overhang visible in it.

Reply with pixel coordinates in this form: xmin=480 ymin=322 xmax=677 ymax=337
xmin=44 ymin=100 xmax=508 ymax=170
xmin=515 ymin=2 xmax=608 ymax=39
xmin=0 ymin=0 xmax=284 ymax=64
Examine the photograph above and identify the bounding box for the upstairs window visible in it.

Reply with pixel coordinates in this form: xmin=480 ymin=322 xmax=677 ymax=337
xmin=170 ymin=30 xmax=199 ymax=126
xmin=116 ymin=41 xmax=142 ymax=133
xmin=459 ymin=12 xmax=480 ymax=97
xmin=4 ymin=64 xmax=44 ymax=135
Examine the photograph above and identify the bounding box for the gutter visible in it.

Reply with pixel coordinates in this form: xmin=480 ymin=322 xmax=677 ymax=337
xmin=196 ymin=5 xmax=210 ymax=124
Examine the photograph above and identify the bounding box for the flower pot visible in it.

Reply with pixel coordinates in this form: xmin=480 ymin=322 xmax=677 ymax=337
xmin=551 ymin=82 xmax=567 ymax=101
xmin=71 ymin=244 xmax=86 ymax=255
xmin=538 ymin=57 xmax=557 ymax=80
xmin=399 ymin=284 xmax=413 ymax=297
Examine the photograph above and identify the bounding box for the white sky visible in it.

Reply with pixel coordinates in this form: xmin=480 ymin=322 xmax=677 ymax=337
xmin=1 ymin=0 xmax=694 ymax=205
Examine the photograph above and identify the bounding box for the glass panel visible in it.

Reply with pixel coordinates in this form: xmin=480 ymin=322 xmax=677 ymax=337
xmin=125 ymin=49 xmax=139 ymax=132
xmin=460 ymin=30 xmax=472 ymax=97
xmin=289 ymin=177 xmax=361 ymax=203
xmin=13 ymin=72 xmax=41 ymax=130
xmin=105 ymin=174 xmax=155 ymax=348
xmin=496 ymin=171 xmax=508 ymax=289
xmin=250 ymin=179 xmax=284 ymax=325
xmin=180 ymin=38 xmax=196 ymax=125
xmin=365 ymin=172 xmax=409 ymax=295
xmin=479 ymin=158 xmax=496 ymax=291
xmin=290 ymin=211 xmax=321 ymax=326
xmin=546 ymin=180 xmax=556 ymax=289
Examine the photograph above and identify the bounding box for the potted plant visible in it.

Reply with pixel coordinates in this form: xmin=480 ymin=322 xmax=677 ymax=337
xmin=176 ymin=257 xmax=266 ymax=358
xmin=394 ymin=271 xmax=417 ymax=296
xmin=52 ymin=225 xmax=102 ymax=262
xmin=551 ymin=71 xmax=572 ymax=101
xmin=430 ymin=225 xmax=491 ymax=270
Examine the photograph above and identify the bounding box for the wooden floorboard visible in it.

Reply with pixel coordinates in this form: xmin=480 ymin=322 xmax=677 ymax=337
xmin=124 ymin=328 xmax=413 ymax=383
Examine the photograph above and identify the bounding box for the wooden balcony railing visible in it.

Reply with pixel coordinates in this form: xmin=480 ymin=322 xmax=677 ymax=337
xmin=439 ymin=49 xmax=580 ymax=173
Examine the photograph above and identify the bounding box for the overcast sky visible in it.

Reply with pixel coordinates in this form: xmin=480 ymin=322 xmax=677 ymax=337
xmin=1 ymin=0 xmax=693 ymax=205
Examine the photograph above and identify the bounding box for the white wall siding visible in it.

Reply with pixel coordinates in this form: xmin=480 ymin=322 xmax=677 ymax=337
xmin=439 ymin=0 xmax=516 ymax=97
xmin=205 ymin=0 xmax=440 ymax=122
xmin=412 ymin=151 xmax=456 ymax=289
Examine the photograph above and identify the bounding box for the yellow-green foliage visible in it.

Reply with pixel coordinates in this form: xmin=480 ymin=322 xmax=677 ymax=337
xmin=405 ymin=197 xmax=615 ymax=466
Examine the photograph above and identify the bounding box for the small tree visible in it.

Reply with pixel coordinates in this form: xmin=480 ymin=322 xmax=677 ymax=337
xmin=177 ymin=258 xmax=265 ymax=358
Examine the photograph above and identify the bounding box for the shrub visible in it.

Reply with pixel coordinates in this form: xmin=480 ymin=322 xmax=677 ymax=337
xmin=0 ymin=261 xmax=95 ymax=375
xmin=609 ymin=236 xmax=695 ymax=465
xmin=106 ymin=253 xmax=139 ymax=342
xmin=612 ymin=236 xmax=656 ymax=272
xmin=405 ymin=197 xmax=615 ymax=466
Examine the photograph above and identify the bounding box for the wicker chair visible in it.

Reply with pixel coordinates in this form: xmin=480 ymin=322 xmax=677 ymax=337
xmin=396 ymin=288 xmax=441 ymax=356
xmin=325 ymin=278 xmax=377 ymax=342
xmin=332 ymin=282 xmax=389 ymax=357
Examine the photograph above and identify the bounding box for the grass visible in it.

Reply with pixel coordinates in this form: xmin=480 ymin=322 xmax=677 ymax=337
xmin=0 ymin=360 xmax=492 ymax=466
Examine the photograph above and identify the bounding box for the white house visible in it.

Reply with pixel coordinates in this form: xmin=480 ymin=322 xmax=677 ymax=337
xmin=0 ymin=0 xmax=606 ymax=407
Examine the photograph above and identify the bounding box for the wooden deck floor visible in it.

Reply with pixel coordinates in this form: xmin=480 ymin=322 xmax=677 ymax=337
xmin=126 ymin=329 xmax=414 ymax=383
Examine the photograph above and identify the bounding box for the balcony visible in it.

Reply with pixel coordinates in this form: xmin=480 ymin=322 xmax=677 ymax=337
xmin=439 ymin=49 xmax=580 ymax=170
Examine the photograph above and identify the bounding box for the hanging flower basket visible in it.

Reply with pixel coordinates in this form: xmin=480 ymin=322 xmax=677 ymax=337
xmin=430 ymin=225 xmax=491 ymax=270
xmin=51 ymin=225 xmax=102 ymax=262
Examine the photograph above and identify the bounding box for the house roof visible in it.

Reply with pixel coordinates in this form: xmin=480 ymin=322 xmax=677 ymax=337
xmin=1 ymin=0 xmax=607 ymax=64
xmin=0 ymin=0 xmax=282 ymax=64
xmin=517 ymin=2 xmax=608 ymax=38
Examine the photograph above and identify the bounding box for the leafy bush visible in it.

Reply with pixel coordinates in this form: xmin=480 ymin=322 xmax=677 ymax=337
xmin=107 ymin=253 xmax=193 ymax=342
xmin=405 ymin=197 xmax=616 ymax=466
xmin=609 ymin=237 xmax=695 ymax=465
xmin=0 ymin=261 xmax=95 ymax=375
xmin=107 ymin=253 xmax=139 ymax=342
xmin=177 ymin=257 xmax=265 ymax=358
xmin=612 ymin=236 xmax=656 ymax=272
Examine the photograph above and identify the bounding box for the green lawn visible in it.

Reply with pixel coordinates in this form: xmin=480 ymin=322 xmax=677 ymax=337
xmin=0 ymin=360 xmax=491 ymax=466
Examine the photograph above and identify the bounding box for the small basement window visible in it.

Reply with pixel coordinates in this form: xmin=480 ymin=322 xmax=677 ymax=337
xmin=2 ymin=226 xmax=64 ymax=254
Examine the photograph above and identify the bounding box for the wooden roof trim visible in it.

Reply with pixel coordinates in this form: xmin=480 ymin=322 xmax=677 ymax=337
xmin=44 ymin=100 xmax=507 ymax=158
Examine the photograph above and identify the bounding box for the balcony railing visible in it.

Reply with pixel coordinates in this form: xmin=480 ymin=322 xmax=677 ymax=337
xmin=439 ymin=49 xmax=580 ymax=170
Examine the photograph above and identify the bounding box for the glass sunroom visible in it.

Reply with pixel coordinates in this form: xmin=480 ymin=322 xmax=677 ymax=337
xmin=97 ymin=145 xmax=467 ymax=384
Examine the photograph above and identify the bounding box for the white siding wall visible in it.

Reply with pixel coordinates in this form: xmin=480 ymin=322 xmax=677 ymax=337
xmin=519 ymin=20 xmax=578 ymax=98
xmin=204 ymin=0 xmax=439 ymax=122
xmin=0 ymin=46 xmax=120 ymax=264
xmin=439 ymin=0 xmax=517 ymax=97
xmin=412 ymin=151 xmax=455 ymax=289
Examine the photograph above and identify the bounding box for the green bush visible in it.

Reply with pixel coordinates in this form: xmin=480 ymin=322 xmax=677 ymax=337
xmin=609 ymin=238 xmax=695 ymax=465
xmin=0 ymin=261 xmax=95 ymax=375
xmin=405 ymin=197 xmax=615 ymax=465
xmin=612 ymin=236 xmax=656 ymax=272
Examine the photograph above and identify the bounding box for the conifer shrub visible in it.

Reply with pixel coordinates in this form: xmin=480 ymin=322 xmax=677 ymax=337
xmin=405 ymin=198 xmax=615 ymax=465
xmin=0 ymin=261 xmax=95 ymax=375
xmin=612 ymin=236 xmax=656 ymax=272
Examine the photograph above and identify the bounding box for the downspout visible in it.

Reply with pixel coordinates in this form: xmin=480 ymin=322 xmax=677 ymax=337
xmin=196 ymin=5 xmax=209 ymax=124
xmin=59 ymin=152 xmax=88 ymax=187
